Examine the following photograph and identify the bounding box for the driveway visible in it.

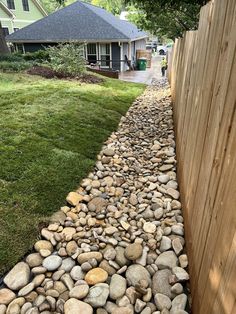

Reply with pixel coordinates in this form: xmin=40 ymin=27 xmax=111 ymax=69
xmin=119 ymin=55 xmax=164 ymax=85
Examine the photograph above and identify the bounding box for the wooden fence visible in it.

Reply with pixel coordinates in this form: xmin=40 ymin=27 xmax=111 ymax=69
xmin=169 ymin=0 xmax=236 ymax=313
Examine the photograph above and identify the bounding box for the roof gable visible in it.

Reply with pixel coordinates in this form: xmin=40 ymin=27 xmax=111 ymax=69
xmin=6 ymin=1 xmax=147 ymax=43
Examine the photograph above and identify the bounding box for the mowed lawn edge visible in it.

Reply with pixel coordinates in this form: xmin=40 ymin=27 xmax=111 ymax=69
xmin=0 ymin=72 xmax=145 ymax=275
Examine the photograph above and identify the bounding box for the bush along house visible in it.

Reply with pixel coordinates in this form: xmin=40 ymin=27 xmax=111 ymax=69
xmin=6 ymin=0 xmax=148 ymax=71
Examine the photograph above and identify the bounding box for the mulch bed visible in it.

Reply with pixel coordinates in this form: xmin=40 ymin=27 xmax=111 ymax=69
xmin=27 ymin=66 xmax=104 ymax=84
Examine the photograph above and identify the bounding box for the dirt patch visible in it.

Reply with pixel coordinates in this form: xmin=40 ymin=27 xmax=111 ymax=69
xmin=27 ymin=66 xmax=104 ymax=84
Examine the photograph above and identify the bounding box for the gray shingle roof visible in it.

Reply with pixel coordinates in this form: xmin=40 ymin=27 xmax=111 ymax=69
xmin=6 ymin=1 xmax=147 ymax=43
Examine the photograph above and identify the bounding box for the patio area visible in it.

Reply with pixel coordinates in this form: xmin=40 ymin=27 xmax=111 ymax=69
xmin=119 ymin=55 xmax=163 ymax=85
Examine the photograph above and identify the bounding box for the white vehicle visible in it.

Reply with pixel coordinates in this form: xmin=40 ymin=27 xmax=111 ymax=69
xmin=157 ymin=45 xmax=167 ymax=55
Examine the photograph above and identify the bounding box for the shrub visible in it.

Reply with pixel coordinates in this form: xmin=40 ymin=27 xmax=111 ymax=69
xmin=0 ymin=61 xmax=33 ymax=72
xmin=0 ymin=53 xmax=24 ymax=62
xmin=23 ymin=50 xmax=50 ymax=62
xmin=46 ymin=42 xmax=86 ymax=76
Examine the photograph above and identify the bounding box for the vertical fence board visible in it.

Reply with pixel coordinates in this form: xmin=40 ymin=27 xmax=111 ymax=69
xmin=169 ymin=0 xmax=236 ymax=312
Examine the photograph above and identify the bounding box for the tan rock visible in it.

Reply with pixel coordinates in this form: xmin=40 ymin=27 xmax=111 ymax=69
xmin=66 ymin=192 xmax=83 ymax=206
xmin=85 ymin=268 xmax=108 ymax=285
xmin=0 ymin=289 xmax=16 ymax=305
xmin=34 ymin=240 xmax=53 ymax=253
xmin=4 ymin=262 xmax=30 ymax=290
xmin=77 ymin=252 xmax=103 ymax=264
xmin=64 ymin=298 xmax=93 ymax=314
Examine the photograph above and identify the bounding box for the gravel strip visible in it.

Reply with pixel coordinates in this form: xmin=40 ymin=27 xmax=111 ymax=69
xmin=0 ymin=80 xmax=190 ymax=314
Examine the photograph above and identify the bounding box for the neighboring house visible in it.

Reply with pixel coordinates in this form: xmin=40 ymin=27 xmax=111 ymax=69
xmin=0 ymin=0 xmax=47 ymax=38
xmin=6 ymin=1 xmax=148 ymax=71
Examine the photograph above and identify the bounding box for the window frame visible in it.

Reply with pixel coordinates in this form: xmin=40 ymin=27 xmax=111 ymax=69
xmin=99 ymin=43 xmax=112 ymax=68
xmin=86 ymin=43 xmax=98 ymax=65
xmin=7 ymin=0 xmax=15 ymax=10
xmin=22 ymin=0 xmax=30 ymax=11
xmin=2 ymin=27 xmax=9 ymax=37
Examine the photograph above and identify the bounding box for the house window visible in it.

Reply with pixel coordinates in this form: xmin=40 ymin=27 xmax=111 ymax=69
xmin=7 ymin=0 xmax=15 ymax=10
xmin=14 ymin=28 xmax=19 ymax=32
xmin=87 ymin=43 xmax=97 ymax=64
xmin=100 ymin=43 xmax=111 ymax=68
xmin=22 ymin=0 xmax=29 ymax=11
xmin=2 ymin=27 xmax=9 ymax=37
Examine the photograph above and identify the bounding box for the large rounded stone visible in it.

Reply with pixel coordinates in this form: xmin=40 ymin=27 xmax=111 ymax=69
xmin=115 ymin=246 xmax=130 ymax=267
xmin=155 ymin=251 xmax=178 ymax=270
xmin=0 ymin=289 xmax=16 ymax=305
xmin=77 ymin=252 xmax=103 ymax=264
xmin=84 ymin=283 xmax=109 ymax=307
xmin=64 ymin=298 xmax=93 ymax=314
xmin=109 ymin=274 xmax=127 ymax=300
xmin=88 ymin=197 xmax=107 ymax=212
xmin=4 ymin=262 xmax=30 ymax=290
xmin=26 ymin=253 xmax=43 ymax=268
xmin=34 ymin=240 xmax=53 ymax=253
xmin=126 ymin=265 xmax=151 ymax=287
xmin=152 ymin=270 xmax=172 ymax=298
xmin=85 ymin=268 xmax=108 ymax=285
xmin=154 ymin=293 xmax=172 ymax=311
xmin=70 ymin=266 xmax=85 ymax=281
xmin=69 ymin=284 xmax=89 ymax=299
xmin=124 ymin=243 xmax=143 ymax=261
xmin=42 ymin=255 xmax=62 ymax=271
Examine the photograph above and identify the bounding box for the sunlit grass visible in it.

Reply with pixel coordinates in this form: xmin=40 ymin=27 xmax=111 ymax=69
xmin=0 ymin=72 xmax=145 ymax=274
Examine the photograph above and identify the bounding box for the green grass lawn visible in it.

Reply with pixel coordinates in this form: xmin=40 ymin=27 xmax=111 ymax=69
xmin=0 ymin=72 xmax=145 ymax=275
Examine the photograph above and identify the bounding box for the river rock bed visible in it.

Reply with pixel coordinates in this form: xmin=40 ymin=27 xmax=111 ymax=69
xmin=0 ymin=81 xmax=190 ymax=314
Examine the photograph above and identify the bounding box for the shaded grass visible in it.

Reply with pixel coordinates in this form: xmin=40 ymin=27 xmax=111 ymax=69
xmin=0 ymin=72 xmax=145 ymax=275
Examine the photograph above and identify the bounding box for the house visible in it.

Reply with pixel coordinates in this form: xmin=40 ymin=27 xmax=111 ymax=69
xmin=0 ymin=0 xmax=47 ymax=38
xmin=6 ymin=1 xmax=148 ymax=71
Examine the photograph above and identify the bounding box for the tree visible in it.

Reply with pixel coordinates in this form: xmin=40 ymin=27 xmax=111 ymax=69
xmin=126 ymin=0 xmax=209 ymax=39
xmin=91 ymin=0 xmax=125 ymax=15
xmin=0 ymin=21 xmax=9 ymax=54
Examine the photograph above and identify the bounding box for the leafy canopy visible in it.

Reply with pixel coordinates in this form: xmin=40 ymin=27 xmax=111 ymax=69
xmin=126 ymin=0 xmax=209 ymax=39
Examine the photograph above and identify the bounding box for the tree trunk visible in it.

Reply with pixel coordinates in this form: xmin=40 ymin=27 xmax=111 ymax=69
xmin=0 ymin=22 xmax=10 ymax=54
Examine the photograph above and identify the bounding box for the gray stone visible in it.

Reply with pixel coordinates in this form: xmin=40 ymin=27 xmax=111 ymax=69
xmin=155 ymin=251 xmax=178 ymax=270
xmin=42 ymin=255 xmax=62 ymax=271
xmin=4 ymin=262 xmax=30 ymax=290
xmin=172 ymin=239 xmax=183 ymax=256
xmin=172 ymin=267 xmax=189 ymax=282
xmin=152 ymin=270 xmax=172 ymax=298
xmin=171 ymin=294 xmax=187 ymax=311
xmin=115 ymin=246 xmax=130 ymax=267
xmin=154 ymin=208 xmax=164 ymax=220
xmin=171 ymin=225 xmax=184 ymax=236
xmin=126 ymin=265 xmax=151 ymax=287
xmin=69 ymin=284 xmax=89 ymax=299
xmin=159 ymin=236 xmax=172 ymax=252
xmin=103 ymin=149 xmax=115 ymax=156
xmin=109 ymin=274 xmax=127 ymax=300
xmin=154 ymin=293 xmax=171 ymax=311
xmin=84 ymin=283 xmax=109 ymax=307
xmin=171 ymin=283 xmax=183 ymax=295
xmin=135 ymin=299 xmax=146 ymax=312
xmin=59 ymin=257 xmax=76 ymax=272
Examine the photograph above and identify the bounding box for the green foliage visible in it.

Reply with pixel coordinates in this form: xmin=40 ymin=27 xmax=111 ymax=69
xmin=46 ymin=43 xmax=86 ymax=76
xmin=23 ymin=50 xmax=50 ymax=62
xmin=126 ymin=0 xmax=207 ymax=39
xmin=91 ymin=0 xmax=125 ymax=15
xmin=41 ymin=0 xmax=91 ymax=13
xmin=0 ymin=53 xmax=24 ymax=62
xmin=0 ymin=61 xmax=32 ymax=72
xmin=0 ymin=72 xmax=145 ymax=275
